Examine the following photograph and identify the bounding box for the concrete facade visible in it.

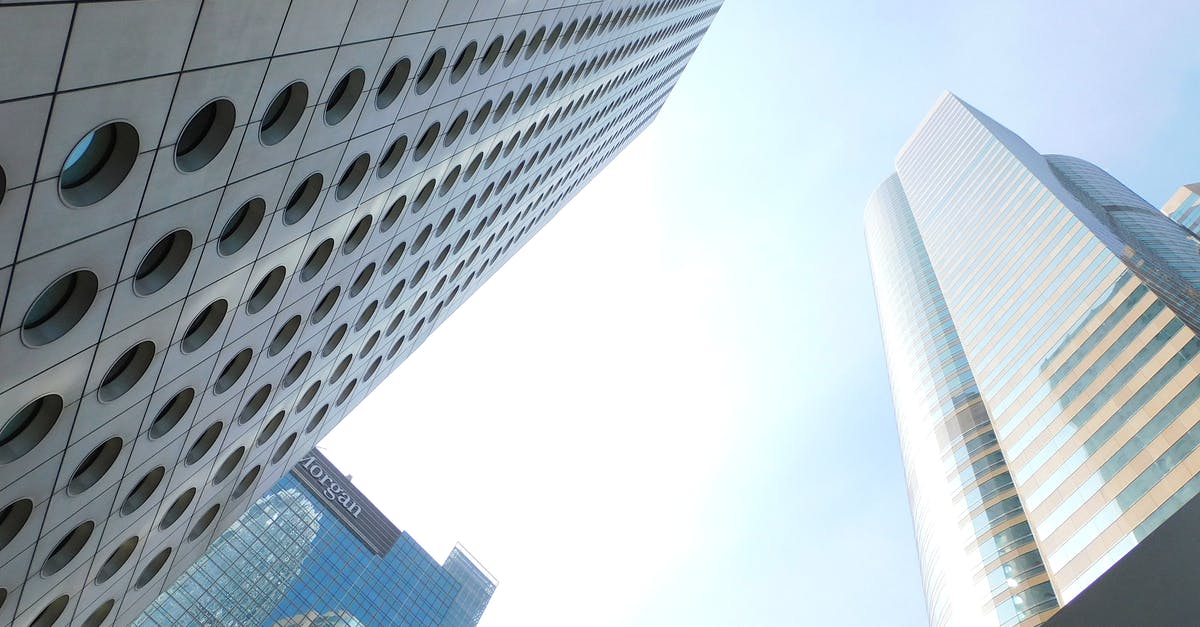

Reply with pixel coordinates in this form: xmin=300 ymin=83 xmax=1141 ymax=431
xmin=0 ymin=1 xmax=721 ymax=625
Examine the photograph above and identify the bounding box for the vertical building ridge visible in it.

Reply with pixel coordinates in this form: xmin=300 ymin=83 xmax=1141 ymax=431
xmin=866 ymin=174 xmax=1057 ymax=627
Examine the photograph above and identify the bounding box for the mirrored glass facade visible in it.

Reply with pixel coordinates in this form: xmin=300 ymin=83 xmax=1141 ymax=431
xmin=868 ymin=94 xmax=1200 ymax=625
xmin=134 ymin=450 xmax=495 ymax=626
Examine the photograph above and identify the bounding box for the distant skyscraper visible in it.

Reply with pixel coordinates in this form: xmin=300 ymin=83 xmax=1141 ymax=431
xmin=134 ymin=449 xmax=495 ymax=627
xmin=0 ymin=2 xmax=720 ymax=625
xmin=867 ymin=93 xmax=1200 ymax=626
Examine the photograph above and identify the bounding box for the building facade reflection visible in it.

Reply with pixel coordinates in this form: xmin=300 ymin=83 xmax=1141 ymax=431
xmin=135 ymin=450 xmax=495 ymax=626
xmin=868 ymin=93 xmax=1200 ymax=625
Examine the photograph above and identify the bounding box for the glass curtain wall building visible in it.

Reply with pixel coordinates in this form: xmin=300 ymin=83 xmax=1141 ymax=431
xmin=134 ymin=449 xmax=495 ymax=626
xmin=867 ymin=93 xmax=1200 ymax=626
xmin=0 ymin=2 xmax=720 ymax=625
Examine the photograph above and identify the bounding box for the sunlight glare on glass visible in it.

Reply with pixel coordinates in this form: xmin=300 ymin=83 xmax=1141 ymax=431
xmin=65 ymin=131 xmax=96 ymax=171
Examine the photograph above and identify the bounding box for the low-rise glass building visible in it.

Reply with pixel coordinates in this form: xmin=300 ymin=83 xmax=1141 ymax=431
xmin=134 ymin=450 xmax=495 ymax=626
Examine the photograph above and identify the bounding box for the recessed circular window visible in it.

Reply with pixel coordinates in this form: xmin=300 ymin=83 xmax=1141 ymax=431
xmin=386 ymin=279 xmax=405 ymax=306
xmin=95 ymin=535 xmax=138 ymax=585
xmin=504 ymin=31 xmax=526 ymax=66
xmin=271 ymin=432 xmax=297 ymax=464
xmin=325 ymin=68 xmax=366 ymax=125
xmin=513 ymin=84 xmax=531 ymax=112
xmin=282 ymin=352 xmax=311 ymax=388
xmin=414 ymin=48 xmax=446 ymax=95
xmin=322 ymin=324 xmax=347 ymax=357
xmin=60 ymin=122 xmax=139 ymax=207
xmin=282 ymin=173 xmax=323 ymax=225
xmin=218 ymin=197 xmax=266 ymax=256
xmin=232 ymin=465 xmax=261 ymax=499
xmin=184 ymin=423 xmax=222 ymax=466
xmin=355 ymin=302 xmax=378 ymax=332
xmin=214 ymin=446 xmax=245 ymax=485
xmin=335 ymin=153 xmax=370 ymax=201
xmin=378 ymin=135 xmax=407 ymax=179
xmin=260 ymin=82 xmax=308 ymax=146
xmin=30 ymin=595 xmax=69 ymax=627
xmin=22 ymin=270 xmax=99 ymax=347
xmin=187 ymin=503 xmax=221 ymax=541
xmin=268 ymin=315 xmax=301 ymax=356
xmin=545 ymin=23 xmax=562 ymax=51
xmin=311 ymin=286 xmax=340 ymax=324
xmin=0 ymin=395 xmax=62 ymax=464
xmin=382 ymin=242 xmax=406 ymax=275
xmin=68 ymin=437 xmax=122 ymax=496
xmin=527 ymin=27 xmax=546 ymax=59
xmin=134 ymin=230 xmax=192 ymax=296
xmin=386 ymin=310 xmax=405 ymax=337
xmin=485 ymin=142 xmax=502 ymax=167
xmin=214 ymin=348 xmax=253 ymax=394
xmin=330 ymin=354 xmax=352 ymax=384
xmin=493 ymin=93 xmax=513 ymax=124
xmin=236 ymin=384 xmax=271 ymax=424
xmin=120 ymin=466 xmax=165 ymax=516
xmin=160 ymin=489 xmax=196 ymax=531
xmin=480 ymin=36 xmax=503 ymax=74
xmin=257 ymin=411 xmax=284 ymax=446
xmin=42 ymin=520 xmax=94 ymax=577
xmin=413 ymin=122 xmax=440 ymax=161
xmin=80 ymin=599 xmax=116 ymax=627
xmin=388 ymin=335 xmax=406 ymax=359
xmin=465 ymin=152 xmax=484 ymax=179
xmin=433 ymin=247 xmax=450 ymax=270
xmin=296 ymin=381 xmax=321 ymax=412
xmin=376 ymin=58 xmax=412 ymax=109
xmin=413 ymin=180 xmax=436 ymax=213
xmin=342 ymin=215 xmax=373 ymax=255
xmin=470 ymin=104 xmax=491 ymax=135
xmin=0 ymin=499 xmax=33 ymax=552
xmin=300 ymin=239 xmax=335 ymax=282
xmin=306 ymin=405 xmax=329 ymax=434
xmin=246 ymin=266 xmax=285 ymax=315
xmin=134 ymin=547 xmax=171 ymax=589
xmin=181 ymin=299 xmax=227 ymax=354
xmin=450 ymin=41 xmax=477 ymax=83
xmin=439 ymin=168 xmax=460 ymax=197
xmin=99 ymin=342 xmax=155 ymax=403
xmin=364 ymin=355 xmax=382 ymax=380
xmin=380 ymin=195 xmax=406 ymax=232
xmin=176 ymin=99 xmax=236 ymax=172
xmin=337 ymin=379 xmax=358 ymax=406
xmin=359 ymin=331 xmax=380 ymax=358
xmin=149 ymin=388 xmax=193 ymax=440
xmin=349 ymin=263 xmax=375 ymax=297
xmin=412 ymin=225 xmax=432 ymax=253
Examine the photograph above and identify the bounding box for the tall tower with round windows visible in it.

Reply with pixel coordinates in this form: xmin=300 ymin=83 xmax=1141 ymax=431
xmin=0 ymin=1 xmax=722 ymax=624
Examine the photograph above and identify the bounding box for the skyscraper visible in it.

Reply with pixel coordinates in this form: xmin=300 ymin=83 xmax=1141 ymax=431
xmin=133 ymin=449 xmax=495 ymax=627
xmin=866 ymin=93 xmax=1200 ymax=626
xmin=0 ymin=1 xmax=721 ymax=625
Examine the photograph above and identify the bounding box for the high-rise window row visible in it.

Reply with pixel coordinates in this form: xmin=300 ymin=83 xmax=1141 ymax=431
xmin=867 ymin=94 xmax=1200 ymax=626
xmin=0 ymin=1 xmax=721 ymax=625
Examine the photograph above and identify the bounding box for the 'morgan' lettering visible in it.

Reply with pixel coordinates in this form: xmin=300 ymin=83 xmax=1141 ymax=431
xmin=296 ymin=456 xmax=361 ymax=518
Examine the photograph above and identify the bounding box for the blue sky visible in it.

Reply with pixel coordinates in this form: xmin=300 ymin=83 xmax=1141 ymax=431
xmin=322 ymin=1 xmax=1200 ymax=625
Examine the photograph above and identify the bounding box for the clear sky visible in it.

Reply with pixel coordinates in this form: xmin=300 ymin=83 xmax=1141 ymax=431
xmin=321 ymin=1 xmax=1200 ymax=625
